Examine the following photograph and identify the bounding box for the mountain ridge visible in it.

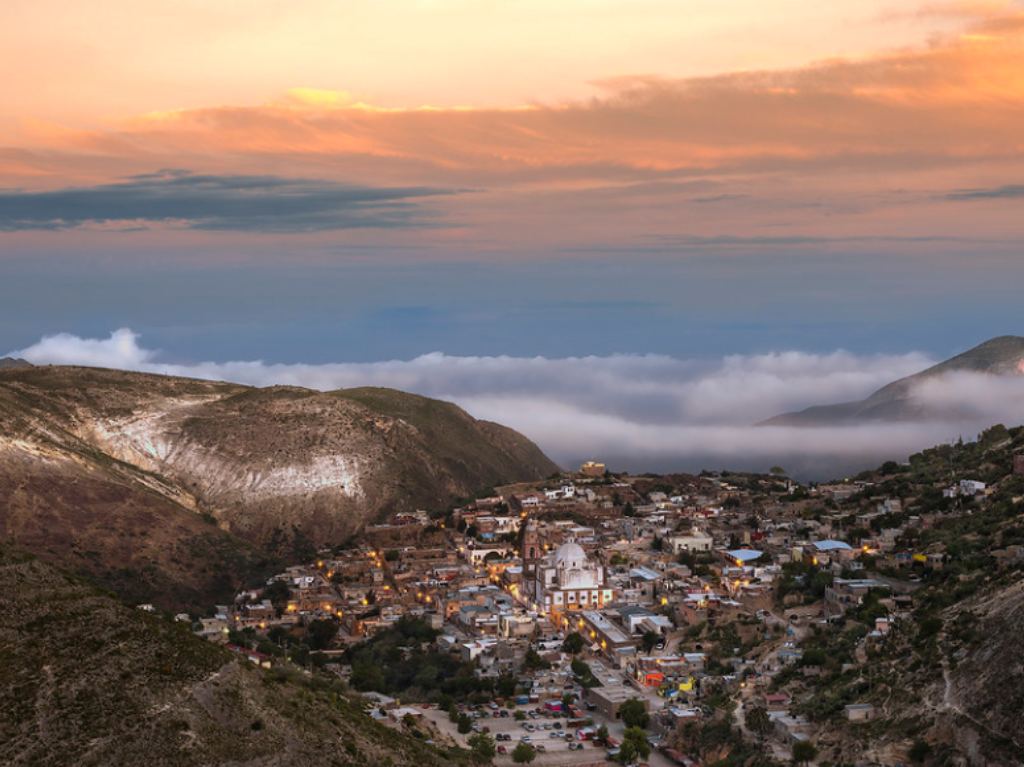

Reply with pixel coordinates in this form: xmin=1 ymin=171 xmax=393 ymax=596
xmin=763 ymin=335 xmax=1024 ymax=426
xmin=0 ymin=364 xmax=557 ymax=610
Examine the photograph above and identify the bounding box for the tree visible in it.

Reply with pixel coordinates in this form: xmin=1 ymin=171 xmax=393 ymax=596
xmin=622 ymin=501 xmax=636 ymax=517
xmin=746 ymin=706 xmax=772 ymax=739
xmin=514 ymin=710 xmax=526 ymax=721
xmin=618 ymin=727 xmax=651 ymax=763
xmin=640 ymin=630 xmax=660 ymax=654
xmin=306 ymin=619 xmax=339 ymax=650
xmin=595 ymin=724 xmax=609 ymax=743
xmin=792 ymin=740 xmax=817 ymax=765
xmin=562 ymin=632 xmax=585 ymax=655
xmin=262 ymin=580 xmax=291 ymax=616
xmin=619 ymin=698 xmax=649 ymax=729
xmin=909 ymin=739 xmax=932 ymax=764
xmin=350 ymin=659 xmax=385 ymax=691
xmin=495 ymin=673 xmax=517 ymax=698
xmin=770 ymin=466 xmax=787 ymax=476
xmin=457 ymin=713 xmax=473 ymax=734
xmin=523 ymin=648 xmax=551 ymax=671
xmin=511 ymin=742 xmax=536 ymax=763
xmin=467 ymin=732 xmax=496 ymax=762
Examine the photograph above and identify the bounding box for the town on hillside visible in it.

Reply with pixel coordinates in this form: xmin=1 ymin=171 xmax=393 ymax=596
xmin=188 ymin=432 xmax=1024 ymax=767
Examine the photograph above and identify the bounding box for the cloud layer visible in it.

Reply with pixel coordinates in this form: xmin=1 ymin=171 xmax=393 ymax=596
xmin=12 ymin=329 xmax=1024 ymax=478
xmin=0 ymin=170 xmax=450 ymax=232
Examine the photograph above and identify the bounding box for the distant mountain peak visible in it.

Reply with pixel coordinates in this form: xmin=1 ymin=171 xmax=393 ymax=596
xmin=763 ymin=335 xmax=1024 ymax=426
xmin=0 ymin=357 xmax=33 ymax=370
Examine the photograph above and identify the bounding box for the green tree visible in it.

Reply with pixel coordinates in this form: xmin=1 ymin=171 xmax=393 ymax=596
xmin=909 ymin=739 xmax=932 ymax=764
xmin=514 ymin=710 xmax=526 ymax=721
xmin=523 ymin=648 xmax=551 ymax=671
xmin=262 ymin=580 xmax=291 ymax=616
xmin=562 ymin=632 xmax=585 ymax=655
xmin=467 ymin=732 xmax=496 ymax=762
xmin=619 ymin=698 xmax=649 ymax=729
xmin=350 ymin=659 xmax=385 ymax=691
xmin=457 ymin=713 xmax=473 ymax=734
xmin=511 ymin=742 xmax=536 ymax=763
xmin=495 ymin=673 xmax=517 ymax=698
xmin=640 ymin=630 xmax=660 ymax=654
xmin=746 ymin=706 xmax=772 ymax=739
xmin=792 ymin=740 xmax=817 ymax=765
xmin=306 ymin=619 xmax=338 ymax=650
xmin=595 ymin=724 xmax=609 ymax=743
xmin=618 ymin=727 xmax=651 ymax=763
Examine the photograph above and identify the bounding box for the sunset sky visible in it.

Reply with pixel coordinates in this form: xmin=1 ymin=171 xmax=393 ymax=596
xmin=2 ymin=0 xmax=1023 ymax=364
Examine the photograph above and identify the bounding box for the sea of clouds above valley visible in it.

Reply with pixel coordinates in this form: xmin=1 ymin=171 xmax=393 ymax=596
xmin=12 ymin=329 xmax=1024 ymax=478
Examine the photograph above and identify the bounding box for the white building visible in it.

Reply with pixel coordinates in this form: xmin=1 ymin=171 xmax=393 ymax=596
xmin=669 ymin=529 xmax=714 ymax=555
xmin=531 ymin=542 xmax=613 ymax=620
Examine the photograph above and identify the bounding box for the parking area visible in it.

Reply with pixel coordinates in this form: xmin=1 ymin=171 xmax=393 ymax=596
xmin=416 ymin=702 xmax=617 ymax=765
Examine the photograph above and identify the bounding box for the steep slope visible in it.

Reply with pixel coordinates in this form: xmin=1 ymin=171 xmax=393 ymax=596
xmin=0 ymin=545 xmax=469 ymax=767
xmin=797 ymin=427 xmax=1024 ymax=766
xmin=764 ymin=335 xmax=1024 ymax=425
xmin=0 ymin=365 xmax=557 ymax=605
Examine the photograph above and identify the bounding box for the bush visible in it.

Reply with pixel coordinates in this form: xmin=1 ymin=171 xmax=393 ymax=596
xmin=467 ymin=732 xmax=496 ymax=762
xmin=792 ymin=740 xmax=817 ymax=764
xmin=511 ymin=742 xmax=536 ymax=763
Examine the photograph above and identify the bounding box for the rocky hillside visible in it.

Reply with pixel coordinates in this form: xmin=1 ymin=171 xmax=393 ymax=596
xmin=0 ymin=545 xmax=470 ymax=767
xmin=788 ymin=425 xmax=1024 ymax=765
xmin=764 ymin=335 xmax=1024 ymax=425
xmin=0 ymin=365 xmax=557 ymax=609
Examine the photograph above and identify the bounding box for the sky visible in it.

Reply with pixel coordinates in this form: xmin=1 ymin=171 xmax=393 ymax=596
xmin=2 ymin=1 xmax=1024 ymax=474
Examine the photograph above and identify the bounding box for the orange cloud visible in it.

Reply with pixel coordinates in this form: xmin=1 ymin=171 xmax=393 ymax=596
xmin=10 ymin=12 xmax=1015 ymax=187
xmin=4 ymin=11 xmax=1024 ymax=251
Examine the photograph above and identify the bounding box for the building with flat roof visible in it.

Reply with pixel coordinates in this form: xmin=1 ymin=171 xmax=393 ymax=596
xmin=586 ymin=683 xmax=647 ymax=720
xmin=574 ymin=610 xmax=634 ymax=656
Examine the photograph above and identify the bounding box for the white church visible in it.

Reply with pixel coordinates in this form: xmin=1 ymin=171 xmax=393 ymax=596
xmin=530 ymin=542 xmax=613 ymax=620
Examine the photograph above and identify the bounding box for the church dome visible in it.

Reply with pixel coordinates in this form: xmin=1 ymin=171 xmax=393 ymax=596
xmin=554 ymin=542 xmax=586 ymax=568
